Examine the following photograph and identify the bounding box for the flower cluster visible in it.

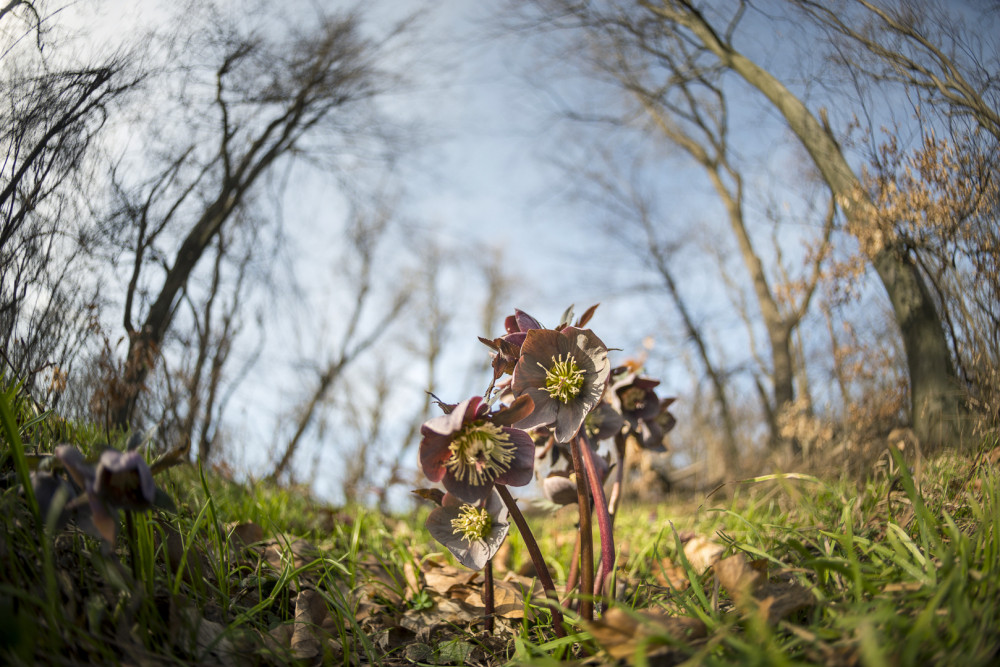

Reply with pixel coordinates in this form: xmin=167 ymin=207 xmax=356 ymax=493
xmin=417 ymin=305 xmax=676 ymax=567
xmin=415 ymin=304 xmax=676 ymax=634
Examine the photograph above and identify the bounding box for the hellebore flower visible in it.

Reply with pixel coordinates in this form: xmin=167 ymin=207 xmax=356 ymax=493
xmin=55 ymin=445 xmax=159 ymax=543
xmin=541 ymin=470 xmax=578 ymax=506
xmin=613 ymin=373 xmax=662 ymax=427
xmin=479 ymin=309 xmax=543 ymax=380
xmin=512 ymin=327 xmax=611 ymax=443
xmin=583 ymin=401 xmax=625 ymax=442
xmin=419 ymin=395 xmax=535 ymax=504
xmin=30 ymin=470 xmax=77 ymax=529
xmin=425 ymin=489 xmax=509 ymax=570
xmin=612 ymin=372 xmax=677 ymax=451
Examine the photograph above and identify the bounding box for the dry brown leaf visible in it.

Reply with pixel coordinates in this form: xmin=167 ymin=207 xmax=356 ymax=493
xmin=460 ymin=578 xmax=533 ymax=620
xmin=756 ymin=581 xmax=816 ymax=624
xmin=586 ymin=606 xmax=706 ymax=662
xmin=714 ymin=554 xmax=763 ymax=603
xmin=403 ymin=556 xmax=422 ymax=597
xmin=683 ymin=535 xmax=725 ymax=574
xmin=171 ymin=604 xmax=240 ymax=667
xmin=398 ymin=597 xmax=480 ymax=642
xmin=421 ymin=559 xmax=478 ymax=596
xmin=228 ymin=521 xmax=264 ymax=553
xmin=715 ymin=554 xmax=815 ymax=624
xmin=264 ymin=535 xmax=319 ymax=571
xmin=986 ymin=446 xmax=1000 ymax=467
xmin=290 ymin=589 xmax=328 ymax=660
xmin=655 ymin=559 xmax=690 ymax=591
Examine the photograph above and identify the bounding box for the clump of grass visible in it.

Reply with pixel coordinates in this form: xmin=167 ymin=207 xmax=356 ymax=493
xmin=3 ymin=377 xmax=999 ymax=665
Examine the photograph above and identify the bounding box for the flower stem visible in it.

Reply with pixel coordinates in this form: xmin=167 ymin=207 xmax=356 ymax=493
xmin=562 ymin=528 xmax=581 ymax=609
xmin=579 ymin=434 xmax=615 ymax=601
xmin=570 ymin=436 xmax=594 ymax=622
xmin=496 ymin=484 xmax=566 ymax=637
xmin=484 ymin=558 xmax=495 ymax=634
xmin=607 ymin=433 xmax=627 ymax=520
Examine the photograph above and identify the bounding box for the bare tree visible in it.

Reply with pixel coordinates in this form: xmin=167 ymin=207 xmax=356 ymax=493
xmin=269 ymin=200 xmax=410 ymax=482
xmin=508 ymin=1 xmax=836 ymax=455
xmin=112 ymin=6 xmax=417 ymax=429
xmin=507 ymin=0 xmax=973 ymax=450
xmin=1 ymin=2 xmax=140 ymax=396
xmin=793 ymin=0 xmax=1000 ymax=434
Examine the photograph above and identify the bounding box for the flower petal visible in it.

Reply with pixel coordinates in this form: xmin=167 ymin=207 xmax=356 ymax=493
xmin=490 ymin=394 xmax=534 ymax=426
xmin=493 ymin=428 xmax=535 ymax=488
xmin=442 ymin=474 xmax=492 ymax=505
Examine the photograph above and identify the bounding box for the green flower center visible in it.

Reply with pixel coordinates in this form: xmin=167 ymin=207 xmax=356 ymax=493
xmin=450 ymin=505 xmax=492 ymax=543
xmin=540 ymin=353 xmax=585 ymax=403
xmin=446 ymin=421 xmax=515 ymax=487
xmin=621 ymin=386 xmax=647 ymax=411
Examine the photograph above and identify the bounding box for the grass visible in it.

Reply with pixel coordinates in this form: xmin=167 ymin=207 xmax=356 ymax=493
xmin=1 ymin=383 xmax=998 ymax=665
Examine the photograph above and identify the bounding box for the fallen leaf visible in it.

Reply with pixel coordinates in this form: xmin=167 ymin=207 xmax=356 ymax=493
xmin=683 ymin=535 xmax=724 ymax=574
xmin=714 ymin=553 xmax=815 ymax=624
xmin=714 ymin=554 xmax=763 ymax=603
xmin=586 ymin=606 xmax=705 ymax=662
xmin=228 ymin=521 xmax=264 ymax=553
xmin=421 ymin=559 xmax=478 ymax=596
xmin=655 ymin=559 xmax=690 ymax=590
xmin=756 ymin=581 xmax=816 ymax=624
xmin=290 ymin=589 xmax=328 ymax=660
xmin=264 ymin=535 xmax=319 ymax=571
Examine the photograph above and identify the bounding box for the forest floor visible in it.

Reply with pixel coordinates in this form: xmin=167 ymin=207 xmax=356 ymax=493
xmin=2 ymin=386 xmax=999 ymax=666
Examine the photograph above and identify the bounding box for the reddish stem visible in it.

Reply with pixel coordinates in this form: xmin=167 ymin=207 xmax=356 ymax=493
xmin=570 ymin=436 xmax=594 ymax=622
xmin=579 ymin=434 xmax=616 ymax=600
xmin=484 ymin=559 xmax=495 ymax=634
xmin=496 ymin=484 xmax=566 ymax=637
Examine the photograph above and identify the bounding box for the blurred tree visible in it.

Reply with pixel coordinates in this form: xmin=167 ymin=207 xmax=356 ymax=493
xmin=0 ymin=1 xmax=140 ymax=402
xmin=505 ymin=0 xmax=993 ymax=451
xmin=110 ymin=4 xmax=418 ymax=430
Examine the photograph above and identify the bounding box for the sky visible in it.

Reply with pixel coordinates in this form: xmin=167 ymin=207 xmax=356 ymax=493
xmin=35 ymin=0 xmax=950 ymax=506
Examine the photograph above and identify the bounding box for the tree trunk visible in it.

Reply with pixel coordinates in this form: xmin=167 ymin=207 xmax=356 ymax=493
xmin=672 ymin=2 xmax=964 ymax=449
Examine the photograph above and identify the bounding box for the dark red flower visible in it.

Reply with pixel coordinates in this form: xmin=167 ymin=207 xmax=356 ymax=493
xmin=425 ymin=489 xmax=509 ymax=570
xmin=55 ymin=445 xmax=159 ymax=543
xmin=512 ymin=327 xmax=611 ymax=442
xmin=419 ymin=395 xmax=535 ymax=504
xmin=479 ymin=309 xmax=543 ymax=379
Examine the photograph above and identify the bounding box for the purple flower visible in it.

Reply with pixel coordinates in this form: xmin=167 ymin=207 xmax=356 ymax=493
xmin=613 ymin=373 xmax=662 ymax=427
xmin=56 ymin=445 xmax=158 ymax=543
xmin=425 ymin=489 xmax=509 ymax=570
xmin=611 ymin=373 xmax=677 ymax=451
xmin=479 ymin=309 xmax=543 ymax=380
xmin=419 ymin=395 xmax=536 ymax=504
xmin=512 ymin=327 xmax=611 ymax=442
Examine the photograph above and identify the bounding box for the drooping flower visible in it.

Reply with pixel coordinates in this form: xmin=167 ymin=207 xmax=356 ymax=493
xmin=541 ymin=470 xmax=578 ymax=506
xmin=419 ymin=395 xmax=535 ymax=504
xmin=425 ymin=489 xmax=509 ymax=570
xmin=512 ymin=327 xmax=611 ymax=442
xmin=479 ymin=309 xmax=543 ymax=380
xmin=583 ymin=401 xmax=625 ymax=442
xmin=55 ymin=445 xmax=160 ymax=543
xmin=611 ymin=372 xmax=677 ymax=451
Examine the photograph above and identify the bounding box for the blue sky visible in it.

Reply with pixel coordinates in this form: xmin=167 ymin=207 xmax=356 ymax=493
xmin=45 ymin=0 xmax=930 ymax=504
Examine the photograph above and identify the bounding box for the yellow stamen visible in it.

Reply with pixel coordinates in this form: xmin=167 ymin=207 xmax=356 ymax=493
xmin=446 ymin=421 xmax=515 ymax=487
xmin=450 ymin=505 xmax=492 ymax=543
xmin=540 ymin=353 xmax=585 ymax=403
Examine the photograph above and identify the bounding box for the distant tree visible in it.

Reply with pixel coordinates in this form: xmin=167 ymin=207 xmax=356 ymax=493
xmin=506 ymin=0 xmax=986 ymax=450
xmin=109 ymin=5 xmax=419 ymax=430
xmin=0 ymin=1 xmax=140 ymax=399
